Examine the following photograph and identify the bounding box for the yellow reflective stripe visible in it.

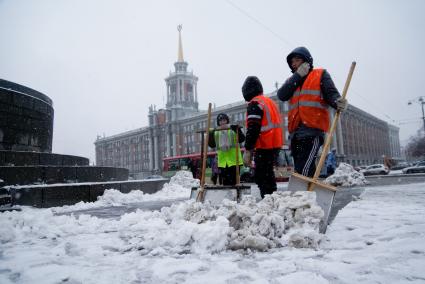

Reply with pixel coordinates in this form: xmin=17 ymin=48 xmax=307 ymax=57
xmin=289 ymin=101 xmax=327 ymax=111
xmin=214 ymin=129 xmax=236 ymax=151
xmin=300 ymin=89 xmax=321 ymax=96
xmin=261 ymin=123 xmax=281 ymax=132
xmin=293 ymin=89 xmax=321 ymax=98
xmin=257 ymin=98 xmax=279 ymax=132
xmin=253 ymin=96 xmax=281 ymax=133
xmin=298 ymin=101 xmax=327 ymax=109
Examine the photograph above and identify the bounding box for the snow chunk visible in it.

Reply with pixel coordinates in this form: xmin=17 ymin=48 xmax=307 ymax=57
xmin=169 ymin=170 xmax=200 ymax=188
xmin=325 ymin=163 xmax=366 ymax=187
xmin=156 ymin=170 xmax=199 ymax=199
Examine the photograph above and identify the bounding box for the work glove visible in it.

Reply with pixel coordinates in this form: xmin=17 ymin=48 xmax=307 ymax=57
xmin=296 ymin=62 xmax=310 ymax=77
xmin=230 ymin=124 xmax=239 ymax=132
xmin=217 ymin=123 xmax=229 ymax=130
xmin=336 ymin=97 xmax=348 ymax=112
xmin=243 ymin=150 xmax=253 ymax=167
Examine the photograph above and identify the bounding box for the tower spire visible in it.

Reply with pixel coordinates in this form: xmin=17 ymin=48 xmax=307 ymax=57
xmin=177 ymin=25 xmax=184 ymax=62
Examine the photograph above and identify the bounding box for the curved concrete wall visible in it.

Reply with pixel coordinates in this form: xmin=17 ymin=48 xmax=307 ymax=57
xmin=0 ymin=79 xmax=54 ymax=152
xmin=0 ymin=166 xmax=129 ymax=186
xmin=0 ymin=150 xmax=89 ymax=166
xmin=6 ymin=179 xmax=169 ymax=207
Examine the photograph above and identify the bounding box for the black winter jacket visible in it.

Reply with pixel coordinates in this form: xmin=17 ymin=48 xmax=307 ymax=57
xmin=244 ymin=101 xmax=263 ymax=151
xmin=277 ymin=69 xmax=341 ymax=138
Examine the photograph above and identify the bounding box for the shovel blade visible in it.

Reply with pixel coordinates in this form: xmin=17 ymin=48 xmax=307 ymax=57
xmin=288 ymin=173 xmax=337 ymax=233
xmin=190 ymin=185 xmax=251 ymax=206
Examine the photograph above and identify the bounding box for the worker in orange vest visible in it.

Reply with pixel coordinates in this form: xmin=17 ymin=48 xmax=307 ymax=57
xmin=277 ymin=46 xmax=347 ymax=177
xmin=242 ymin=76 xmax=283 ymax=198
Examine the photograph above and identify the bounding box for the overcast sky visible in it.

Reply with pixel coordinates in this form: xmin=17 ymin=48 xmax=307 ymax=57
xmin=1 ymin=0 xmax=424 ymax=163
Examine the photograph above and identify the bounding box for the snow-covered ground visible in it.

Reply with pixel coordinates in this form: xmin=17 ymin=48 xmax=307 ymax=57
xmin=1 ymin=170 xmax=425 ymax=283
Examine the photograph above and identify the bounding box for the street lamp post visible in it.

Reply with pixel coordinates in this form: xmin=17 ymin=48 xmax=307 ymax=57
xmin=408 ymin=96 xmax=425 ymax=135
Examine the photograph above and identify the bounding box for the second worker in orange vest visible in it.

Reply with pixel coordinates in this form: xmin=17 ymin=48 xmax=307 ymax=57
xmin=277 ymin=46 xmax=347 ymax=177
xmin=242 ymin=76 xmax=283 ymax=198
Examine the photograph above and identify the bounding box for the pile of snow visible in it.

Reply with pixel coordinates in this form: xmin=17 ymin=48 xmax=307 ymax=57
xmin=325 ymin=162 xmax=366 ymax=186
xmin=47 ymin=173 xmax=323 ymax=253
xmin=158 ymin=191 xmax=324 ymax=252
xmin=156 ymin=170 xmax=199 ymax=199
xmin=169 ymin=170 xmax=200 ymax=188
xmin=1 ymin=191 xmax=324 ymax=256
xmin=53 ymin=171 xmax=197 ymax=213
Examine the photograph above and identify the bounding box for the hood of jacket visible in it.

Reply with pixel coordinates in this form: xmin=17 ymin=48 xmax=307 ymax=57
xmin=286 ymin=46 xmax=314 ymax=73
xmin=242 ymin=76 xmax=263 ymax=102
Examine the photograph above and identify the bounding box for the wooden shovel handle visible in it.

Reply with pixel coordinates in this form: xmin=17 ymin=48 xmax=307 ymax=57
xmin=197 ymin=103 xmax=212 ymax=202
xmin=235 ymin=126 xmax=240 ymax=185
xmin=308 ymin=62 xmax=356 ymax=191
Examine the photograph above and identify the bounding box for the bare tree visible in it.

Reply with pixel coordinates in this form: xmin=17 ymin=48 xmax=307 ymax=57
xmin=405 ymin=133 xmax=425 ymax=160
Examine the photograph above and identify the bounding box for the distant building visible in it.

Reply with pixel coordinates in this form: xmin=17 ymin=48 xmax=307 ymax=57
xmin=94 ymin=27 xmax=401 ymax=178
xmin=340 ymin=105 xmax=401 ymax=166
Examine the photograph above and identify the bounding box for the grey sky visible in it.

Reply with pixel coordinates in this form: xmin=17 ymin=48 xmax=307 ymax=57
xmin=1 ymin=0 xmax=424 ymax=163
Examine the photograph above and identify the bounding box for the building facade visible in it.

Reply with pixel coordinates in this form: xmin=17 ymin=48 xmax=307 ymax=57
xmin=339 ymin=105 xmax=400 ymax=166
xmin=95 ymin=28 xmax=401 ymax=178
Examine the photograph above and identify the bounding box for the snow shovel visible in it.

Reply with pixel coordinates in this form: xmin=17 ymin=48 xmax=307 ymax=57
xmin=195 ymin=103 xmax=213 ymax=202
xmin=287 ymin=61 xmax=356 ymax=233
xmin=193 ymin=108 xmax=250 ymax=204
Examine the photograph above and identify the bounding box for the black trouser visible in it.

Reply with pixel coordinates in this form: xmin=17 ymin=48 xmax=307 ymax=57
xmin=327 ymin=165 xmax=335 ymax=176
xmin=211 ymin=171 xmax=222 ymax=185
xmin=220 ymin=165 xmax=238 ymax=186
xmin=291 ymin=135 xmax=324 ymax=177
xmin=211 ymin=173 xmax=218 ymax=185
xmin=254 ymin=149 xmax=279 ymax=198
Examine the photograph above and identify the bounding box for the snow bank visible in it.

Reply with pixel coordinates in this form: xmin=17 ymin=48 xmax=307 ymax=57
xmin=53 ymin=171 xmax=196 ymax=213
xmin=1 ymin=171 xmax=324 ymax=255
xmin=1 ymin=191 xmax=324 ymax=255
xmin=325 ymin=162 xmax=366 ymax=186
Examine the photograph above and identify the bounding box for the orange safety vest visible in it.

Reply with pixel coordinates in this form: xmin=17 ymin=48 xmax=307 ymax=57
xmin=288 ymin=68 xmax=330 ymax=133
xmin=246 ymin=95 xmax=283 ymax=149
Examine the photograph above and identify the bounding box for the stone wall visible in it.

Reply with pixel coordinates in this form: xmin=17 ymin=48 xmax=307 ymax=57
xmin=0 ymin=79 xmax=54 ymax=152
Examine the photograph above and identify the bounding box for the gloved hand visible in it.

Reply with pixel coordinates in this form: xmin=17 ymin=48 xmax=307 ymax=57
xmin=243 ymin=150 xmax=252 ymax=167
xmin=296 ymin=62 xmax=310 ymax=77
xmin=230 ymin=124 xmax=239 ymax=132
xmin=336 ymin=97 xmax=348 ymax=112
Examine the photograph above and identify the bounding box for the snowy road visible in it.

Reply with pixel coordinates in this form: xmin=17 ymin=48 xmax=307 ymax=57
xmin=1 ymin=179 xmax=424 ymax=283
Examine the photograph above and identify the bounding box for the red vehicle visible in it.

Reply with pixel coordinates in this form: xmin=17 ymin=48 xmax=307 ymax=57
xmin=162 ymin=152 xmax=216 ymax=179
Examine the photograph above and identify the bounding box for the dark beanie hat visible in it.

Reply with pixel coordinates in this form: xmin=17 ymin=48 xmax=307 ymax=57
xmin=242 ymin=76 xmax=263 ymax=102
